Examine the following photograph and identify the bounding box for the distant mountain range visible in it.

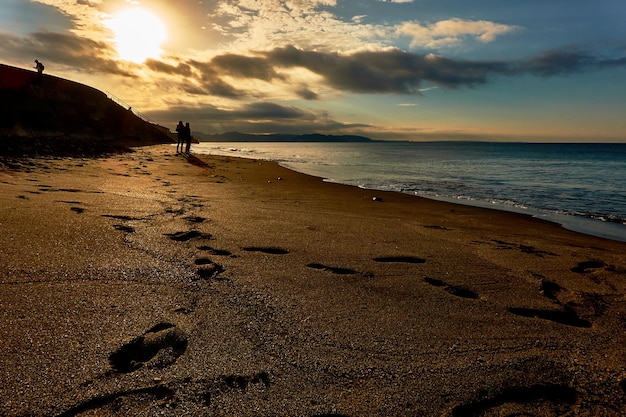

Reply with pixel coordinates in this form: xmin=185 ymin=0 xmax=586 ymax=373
xmin=193 ymin=131 xmax=373 ymax=143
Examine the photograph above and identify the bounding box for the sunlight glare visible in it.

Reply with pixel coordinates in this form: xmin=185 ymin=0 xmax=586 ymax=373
xmin=107 ymin=8 xmax=167 ymax=63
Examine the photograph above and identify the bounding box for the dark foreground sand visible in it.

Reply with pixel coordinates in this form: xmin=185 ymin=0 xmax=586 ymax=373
xmin=1 ymin=145 xmax=624 ymax=416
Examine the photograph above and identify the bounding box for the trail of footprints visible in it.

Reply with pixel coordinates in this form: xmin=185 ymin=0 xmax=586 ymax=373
xmin=104 ymin=202 xmax=608 ymax=332
xmin=14 ymin=162 xmax=622 ymax=416
xmin=82 ymin=195 xmax=616 ymax=416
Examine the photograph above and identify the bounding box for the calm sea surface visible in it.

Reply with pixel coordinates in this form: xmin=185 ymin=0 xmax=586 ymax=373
xmin=192 ymin=141 xmax=626 ymax=242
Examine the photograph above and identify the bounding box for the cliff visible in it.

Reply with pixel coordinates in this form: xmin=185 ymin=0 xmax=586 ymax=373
xmin=0 ymin=63 xmax=172 ymax=156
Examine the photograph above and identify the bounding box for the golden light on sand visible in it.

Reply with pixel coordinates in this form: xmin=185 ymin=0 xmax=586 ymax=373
xmin=106 ymin=8 xmax=167 ymax=63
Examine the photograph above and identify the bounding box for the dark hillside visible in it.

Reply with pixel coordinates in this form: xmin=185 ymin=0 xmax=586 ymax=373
xmin=0 ymin=64 xmax=173 ymax=156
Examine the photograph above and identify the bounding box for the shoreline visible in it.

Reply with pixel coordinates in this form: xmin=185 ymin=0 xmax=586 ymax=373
xmin=388 ymin=190 xmax=626 ymax=244
xmin=1 ymin=145 xmax=625 ymax=416
xmin=191 ymin=143 xmax=626 ymax=244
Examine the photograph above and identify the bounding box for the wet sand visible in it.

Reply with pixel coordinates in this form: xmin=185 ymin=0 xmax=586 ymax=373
xmin=1 ymin=145 xmax=625 ymax=416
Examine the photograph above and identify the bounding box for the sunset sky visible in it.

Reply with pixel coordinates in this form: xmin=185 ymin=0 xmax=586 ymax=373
xmin=2 ymin=0 xmax=625 ymax=141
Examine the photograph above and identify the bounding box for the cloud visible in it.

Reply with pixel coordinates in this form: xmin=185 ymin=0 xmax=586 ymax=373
xmin=149 ymin=101 xmax=368 ymax=134
xmin=512 ymin=49 xmax=626 ymax=76
xmin=208 ymin=0 xmax=386 ymax=52
xmin=33 ymin=0 xmax=110 ymax=40
xmin=141 ymin=45 xmax=626 ymax=107
xmin=398 ymin=18 xmax=520 ymax=49
xmin=238 ymin=102 xmax=313 ymax=120
xmin=256 ymin=46 xmax=626 ymax=93
xmin=211 ymin=54 xmax=282 ymax=81
xmin=260 ymin=46 xmax=505 ymax=93
xmin=144 ymin=58 xmax=244 ymax=98
xmin=0 ymin=30 xmax=132 ymax=76
xmin=295 ymin=87 xmax=320 ymax=100
xmin=145 ymin=59 xmax=193 ymax=77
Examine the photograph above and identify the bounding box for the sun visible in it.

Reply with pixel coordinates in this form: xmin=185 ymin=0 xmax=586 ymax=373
xmin=106 ymin=8 xmax=167 ymax=63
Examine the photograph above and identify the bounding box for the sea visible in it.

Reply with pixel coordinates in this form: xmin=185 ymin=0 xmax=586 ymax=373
xmin=191 ymin=141 xmax=626 ymax=243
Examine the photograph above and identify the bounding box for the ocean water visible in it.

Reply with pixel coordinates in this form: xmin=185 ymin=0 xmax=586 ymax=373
xmin=192 ymin=141 xmax=626 ymax=242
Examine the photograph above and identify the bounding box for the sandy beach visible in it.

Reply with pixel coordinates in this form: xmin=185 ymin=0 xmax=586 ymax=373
xmin=1 ymin=144 xmax=624 ymax=416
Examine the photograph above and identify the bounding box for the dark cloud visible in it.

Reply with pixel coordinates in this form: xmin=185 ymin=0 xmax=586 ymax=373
xmin=144 ymin=45 xmax=626 ymax=135
xmin=261 ymin=45 xmax=505 ymax=92
xmin=147 ymin=59 xmax=243 ymax=98
xmin=204 ymin=78 xmax=243 ymax=98
xmin=187 ymin=59 xmax=244 ymax=98
xmin=238 ymin=102 xmax=311 ymax=120
xmin=295 ymin=87 xmax=319 ymax=100
xmin=155 ymin=102 xmax=311 ymax=122
xmin=145 ymin=59 xmax=193 ymax=76
xmin=177 ymin=78 xmax=242 ymax=98
xmin=211 ymin=54 xmax=282 ymax=81
xmin=149 ymin=102 xmax=368 ymax=134
xmin=260 ymin=45 xmax=626 ymax=93
xmin=512 ymin=49 xmax=626 ymax=77
xmin=0 ymin=31 xmax=132 ymax=76
xmin=144 ymin=44 xmax=625 ymax=102
xmin=180 ymin=82 xmax=209 ymax=95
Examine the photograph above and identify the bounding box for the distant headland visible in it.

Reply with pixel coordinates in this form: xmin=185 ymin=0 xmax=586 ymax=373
xmin=193 ymin=131 xmax=373 ymax=143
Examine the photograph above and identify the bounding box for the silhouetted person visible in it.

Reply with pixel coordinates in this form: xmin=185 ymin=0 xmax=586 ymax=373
xmin=176 ymin=121 xmax=185 ymax=153
xmin=34 ymin=60 xmax=44 ymax=75
xmin=184 ymin=122 xmax=192 ymax=154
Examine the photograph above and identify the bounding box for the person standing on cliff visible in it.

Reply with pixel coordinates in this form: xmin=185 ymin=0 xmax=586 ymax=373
xmin=34 ymin=60 xmax=44 ymax=75
xmin=176 ymin=121 xmax=185 ymax=153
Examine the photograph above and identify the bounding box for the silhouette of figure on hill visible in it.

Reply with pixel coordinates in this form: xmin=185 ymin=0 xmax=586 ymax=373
xmin=176 ymin=121 xmax=185 ymax=153
xmin=184 ymin=122 xmax=192 ymax=154
xmin=34 ymin=60 xmax=44 ymax=75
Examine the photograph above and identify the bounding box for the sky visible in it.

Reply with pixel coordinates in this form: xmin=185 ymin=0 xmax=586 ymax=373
xmin=1 ymin=0 xmax=625 ymax=141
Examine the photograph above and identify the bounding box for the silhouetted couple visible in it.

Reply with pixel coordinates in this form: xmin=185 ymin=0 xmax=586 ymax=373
xmin=176 ymin=121 xmax=192 ymax=154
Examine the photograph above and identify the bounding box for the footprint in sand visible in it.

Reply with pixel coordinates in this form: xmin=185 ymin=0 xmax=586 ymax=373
xmin=307 ymin=263 xmax=359 ymax=275
xmin=424 ymin=225 xmax=450 ymax=231
xmin=102 ymin=214 xmax=143 ymax=221
xmin=184 ymin=215 xmax=208 ymax=223
xmin=243 ymin=246 xmax=290 ymax=255
xmin=424 ymin=277 xmax=480 ymax=299
xmin=570 ymin=260 xmax=606 ymax=274
xmin=540 ymin=279 xmax=563 ymax=300
xmin=507 ymin=307 xmax=591 ymax=328
xmin=113 ymin=224 xmax=135 ymax=233
xmin=109 ymin=322 xmax=188 ymax=373
xmin=451 ymin=383 xmax=577 ymax=417
xmin=373 ymin=256 xmax=426 ymax=264
xmin=195 ymin=258 xmax=225 ymax=280
xmin=165 ymin=230 xmax=212 ymax=242
xmin=198 ymin=245 xmax=235 ymax=257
